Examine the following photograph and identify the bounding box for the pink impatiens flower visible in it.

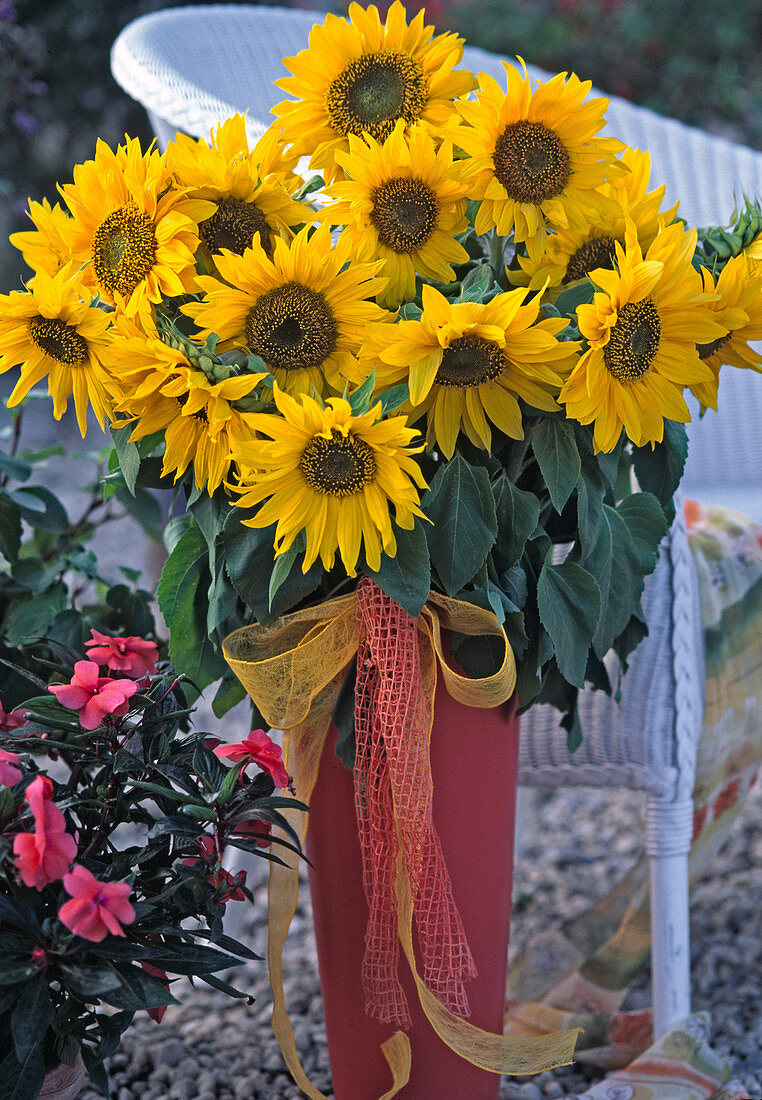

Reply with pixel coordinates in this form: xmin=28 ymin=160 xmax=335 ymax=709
xmin=58 ymin=864 xmax=136 ymax=942
xmin=233 ymin=818 xmax=272 ymax=849
xmin=48 ymin=661 xmax=138 ymax=730
xmin=85 ymin=630 xmax=159 ymax=677
xmin=0 ymin=748 xmax=23 ymax=786
xmin=0 ymin=699 xmax=27 ymax=732
xmin=182 ymin=837 xmax=247 ymax=903
xmin=214 ymin=729 xmax=291 ymax=789
xmin=13 ymin=775 xmax=77 ymax=889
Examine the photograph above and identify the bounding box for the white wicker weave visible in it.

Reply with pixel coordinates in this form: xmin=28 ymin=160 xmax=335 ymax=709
xmin=111 ymin=5 xmax=762 ymax=1039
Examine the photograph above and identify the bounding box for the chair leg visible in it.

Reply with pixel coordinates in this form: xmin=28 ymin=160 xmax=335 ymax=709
xmin=646 ymin=797 xmax=693 ymax=1038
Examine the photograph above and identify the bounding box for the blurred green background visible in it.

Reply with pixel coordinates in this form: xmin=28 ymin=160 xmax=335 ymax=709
xmin=3 ymin=0 xmax=762 ymax=290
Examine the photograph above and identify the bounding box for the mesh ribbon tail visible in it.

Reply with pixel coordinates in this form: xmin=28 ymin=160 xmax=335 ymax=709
xmin=354 ymin=576 xmax=476 ymax=1024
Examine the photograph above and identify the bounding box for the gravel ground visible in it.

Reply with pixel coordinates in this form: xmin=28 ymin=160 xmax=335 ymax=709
xmin=70 ymin=780 xmax=762 ymax=1100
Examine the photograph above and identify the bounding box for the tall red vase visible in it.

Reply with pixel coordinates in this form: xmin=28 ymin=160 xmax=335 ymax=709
xmin=307 ymin=673 xmax=520 ymax=1100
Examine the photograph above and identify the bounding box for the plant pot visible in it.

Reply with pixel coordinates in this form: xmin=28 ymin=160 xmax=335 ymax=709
xmin=40 ymin=1054 xmax=86 ymax=1100
xmin=307 ymin=673 xmax=520 ymax=1099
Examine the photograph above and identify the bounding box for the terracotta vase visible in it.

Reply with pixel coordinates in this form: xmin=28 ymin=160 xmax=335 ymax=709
xmin=40 ymin=1054 xmax=86 ymax=1100
xmin=307 ymin=673 xmax=520 ymax=1100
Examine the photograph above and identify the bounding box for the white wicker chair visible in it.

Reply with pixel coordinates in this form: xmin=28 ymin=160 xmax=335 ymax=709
xmin=111 ymin=4 xmax=762 ymax=1039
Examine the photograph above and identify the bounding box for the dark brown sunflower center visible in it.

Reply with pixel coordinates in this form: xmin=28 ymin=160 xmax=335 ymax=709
xmin=28 ymin=315 xmax=88 ymax=365
xmin=92 ymin=203 xmax=157 ymax=298
xmin=326 ymin=51 xmax=428 ymax=142
xmin=199 ymin=197 xmax=272 ymax=258
xmin=493 ymin=120 xmax=571 ymax=204
xmin=696 ymin=332 xmax=732 ymax=360
xmin=176 ymin=392 xmax=209 ymax=423
xmin=370 ymin=177 xmax=438 ymax=252
xmin=563 ymin=236 xmax=617 ymax=283
xmin=300 ymin=429 xmax=376 ymax=496
xmin=245 ymin=282 xmax=338 ymax=372
xmin=604 ymin=298 xmax=661 ymax=384
xmin=435 ymin=335 xmax=505 ymax=388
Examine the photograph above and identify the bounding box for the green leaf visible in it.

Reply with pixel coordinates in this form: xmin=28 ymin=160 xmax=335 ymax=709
xmin=223 ymin=510 xmax=322 ymax=625
xmin=459 ymin=264 xmax=492 ymax=302
xmin=9 ymin=486 xmax=68 ymax=533
xmin=582 ymin=504 xmax=643 ymax=659
xmin=193 ymin=743 xmax=226 ymax=791
xmin=164 ymin=513 xmax=194 ymax=554
xmin=492 ymin=476 xmax=540 ymax=570
xmin=0 ymin=959 xmax=34 ymax=986
xmin=379 ymin=383 xmax=410 ymax=415
xmin=0 ymin=1046 xmax=45 ymax=1100
xmin=102 ymin=963 xmax=180 ymax=1011
xmin=116 ymin=486 xmax=164 ymax=533
xmin=422 ymin=456 xmax=497 ymax=596
xmin=3 ymin=587 xmax=67 ymax=645
xmin=110 ymin=425 xmax=140 ymax=495
xmin=146 ymin=815 xmax=203 ymax=840
xmin=81 ymin=1045 xmax=110 ymax=1097
xmin=616 ymin=492 xmax=669 ymax=574
xmin=212 ymin=672 xmax=247 ymax=718
xmin=554 ymin=278 xmax=596 ymax=316
xmin=332 ymin=657 xmax=357 ymax=771
xmin=47 ymin=609 xmax=86 ymax=652
xmin=190 ymin=491 xmax=227 ymax=560
xmin=106 ymin=584 xmax=154 ymax=637
xmin=60 ymin=964 xmax=122 ymax=1001
xmin=536 ymin=561 xmax=602 ymax=688
xmin=54 ymin=1034 xmax=80 ymax=1069
xmin=157 ymin=527 xmax=228 ymax=694
xmin=632 ymin=420 xmax=688 ymax=519
xmin=269 ymin=535 xmax=303 ymax=610
xmin=206 ymin=560 xmax=238 ymax=637
xmin=563 ymin=705 xmax=583 ymax=753
xmin=11 ymin=979 xmax=52 ymax=1061
xmin=398 ymin=302 xmax=422 ymax=320
xmin=0 ymin=450 xmax=32 ymax=483
xmin=532 ymin=419 xmax=581 ymax=514
xmin=347 ymin=371 xmax=376 ymax=416
xmin=576 ymin=471 xmax=605 ymax=559
xmin=365 ymin=520 xmax=431 ymax=617
xmin=0 ymin=491 xmax=22 ymax=563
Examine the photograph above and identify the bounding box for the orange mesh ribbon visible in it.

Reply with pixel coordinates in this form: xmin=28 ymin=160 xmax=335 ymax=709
xmin=223 ymin=581 xmax=580 ymax=1099
xmin=355 ymin=576 xmax=475 ymax=1026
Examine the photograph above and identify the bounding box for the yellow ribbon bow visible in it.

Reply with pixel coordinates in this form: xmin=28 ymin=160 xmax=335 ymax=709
xmin=223 ymin=588 xmax=580 ymax=1098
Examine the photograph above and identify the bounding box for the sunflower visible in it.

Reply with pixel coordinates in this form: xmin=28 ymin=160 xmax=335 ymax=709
xmin=58 ymin=136 xmax=215 ymax=321
xmin=272 ymin=1 xmax=476 ymax=184
xmin=325 ymin=121 xmax=470 ymax=307
xmin=166 ymin=114 xmax=312 ymax=265
xmin=514 ymin=147 xmax=680 ymax=292
xmin=363 ymin=283 xmax=579 ymax=458
xmin=0 ymin=266 xmax=115 ymax=435
xmin=689 ymin=254 xmax=762 ymax=410
xmin=105 ymin=317 xmax=266 ymax=494
xmin=182 ymin=223 xmax=388 ymax=398
xmin=232 ymin=387 xmax=426 ymax=574
xmin=450 ymin=59 xmax=623 ymax=245
xmin=559 ymin=220 xmax=726 ymax=452
xmin=10 ymin=198 xmax=73 ymax=278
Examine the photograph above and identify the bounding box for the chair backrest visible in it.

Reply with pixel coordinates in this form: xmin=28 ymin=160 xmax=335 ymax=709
xmin=111 ymin=4 xmax=762 ymax=522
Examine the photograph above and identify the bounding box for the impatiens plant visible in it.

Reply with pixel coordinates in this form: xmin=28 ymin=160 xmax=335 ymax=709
xmin=0 ymin=635 xmax=304 ymax=1096
xmin=0 ymin=410 xmax=304 ymax=1097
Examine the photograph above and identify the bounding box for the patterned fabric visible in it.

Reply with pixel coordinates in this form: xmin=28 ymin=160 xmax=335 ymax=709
xmin=504 ymin=501 xmax=762 ymax=1095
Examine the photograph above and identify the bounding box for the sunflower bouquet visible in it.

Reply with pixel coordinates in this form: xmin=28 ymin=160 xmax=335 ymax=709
xmin=3 ymin=0 xmax=762 ymax=1091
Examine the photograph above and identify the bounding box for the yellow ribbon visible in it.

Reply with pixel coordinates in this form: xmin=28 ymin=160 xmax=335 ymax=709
xmin=223 ymin=590 xmax=580 ymax=1098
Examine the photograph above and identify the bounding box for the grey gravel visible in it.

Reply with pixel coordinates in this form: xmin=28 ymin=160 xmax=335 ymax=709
xmin=72 ymin=781 xmax=762 ymax=1100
